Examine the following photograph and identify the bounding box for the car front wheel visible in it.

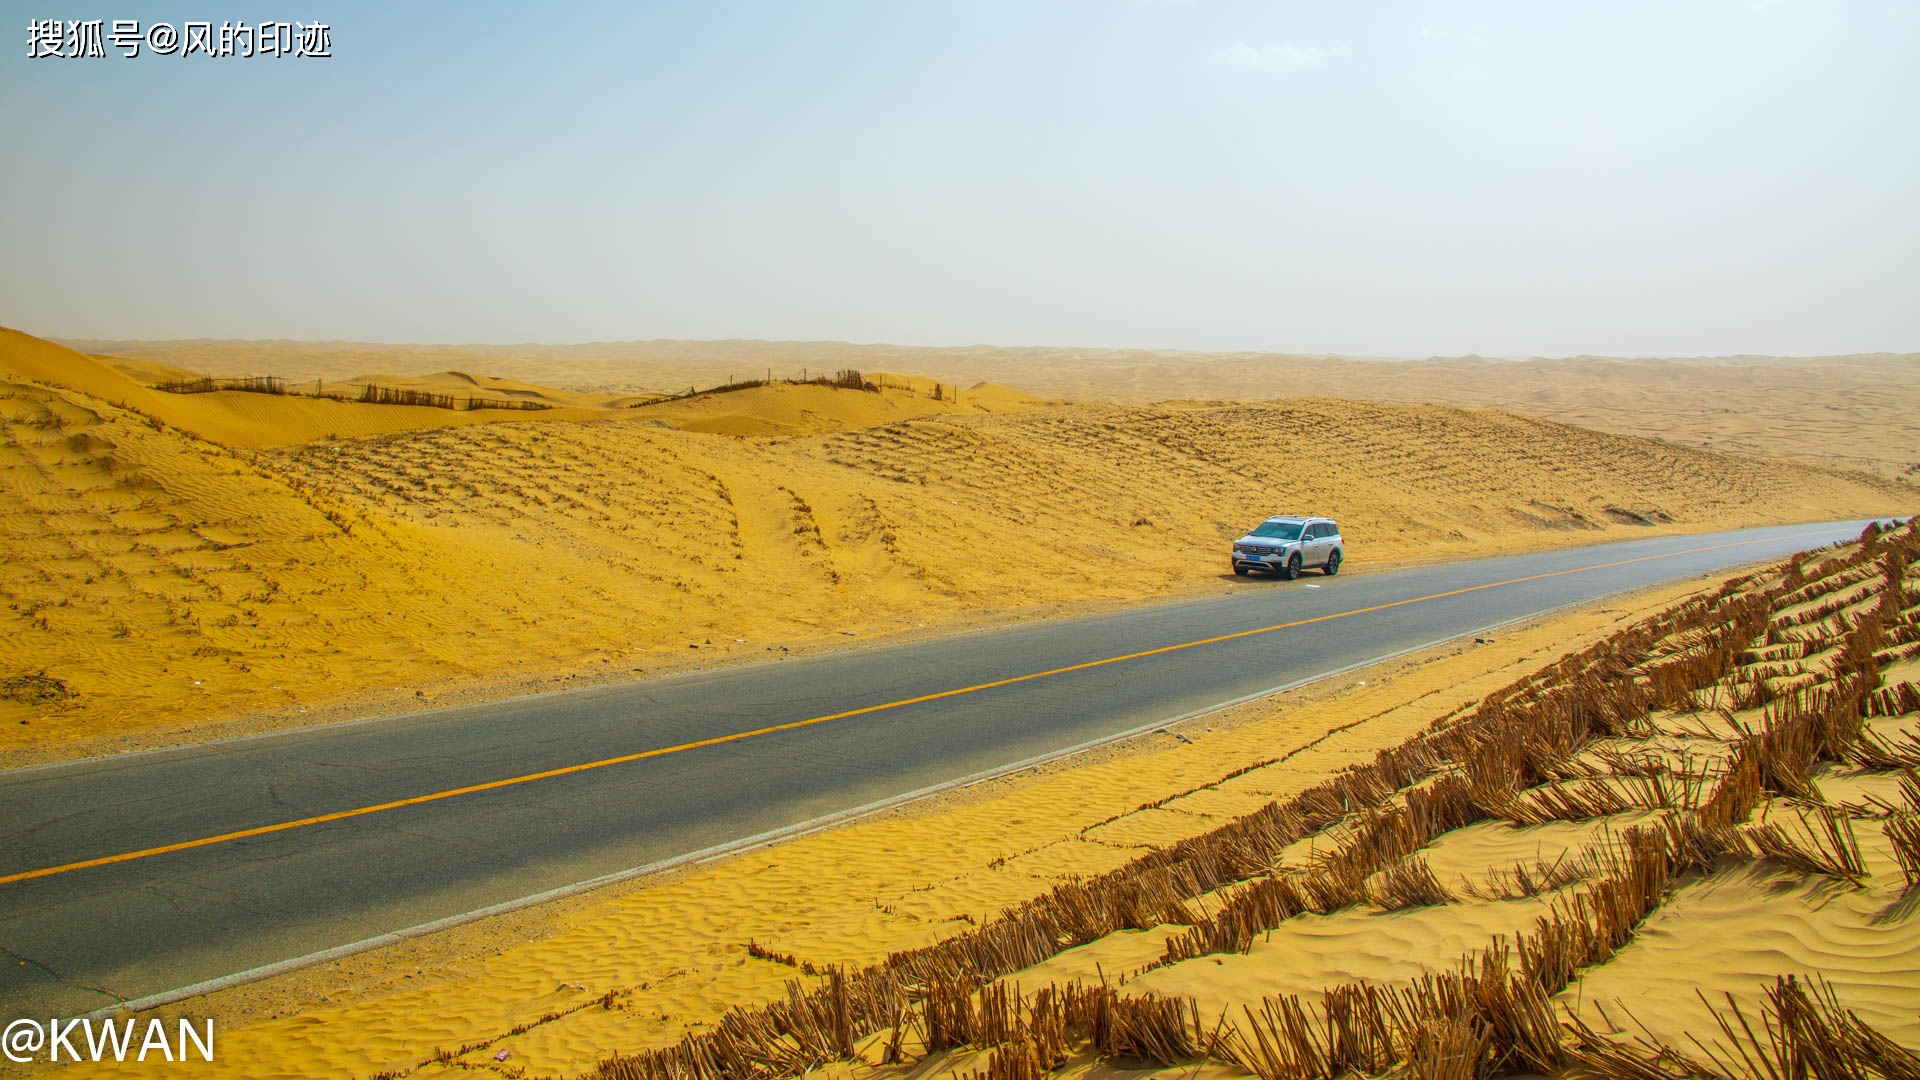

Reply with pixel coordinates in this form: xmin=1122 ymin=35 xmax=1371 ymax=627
xmin=1323 ymin=549 xmax=1342 ymax=576
xmin=1281 ymin=554 xmax=1302 ymax=581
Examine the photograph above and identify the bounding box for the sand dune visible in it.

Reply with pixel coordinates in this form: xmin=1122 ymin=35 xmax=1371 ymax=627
xmin=629 ymin=375 xmax=1039 ymax=435
xmin=0 ymin=328 xmax=610 ymax=448
xmin=1 ymin=326 xmax=1912 ymax=762
xmin=69 ymin=336 xmax=1920 ymax=480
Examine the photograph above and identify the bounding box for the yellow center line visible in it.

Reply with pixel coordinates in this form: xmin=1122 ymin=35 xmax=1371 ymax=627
xmin=0 ymin=532 xmax=1806 ymax=887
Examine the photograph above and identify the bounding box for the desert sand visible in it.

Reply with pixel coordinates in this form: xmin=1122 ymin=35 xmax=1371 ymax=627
xmin=66 ymin=337 xmax=1920 ymax=481
xmin=2 ymin=327 xmax=1912 ymax=764
xmin=8 ymin=323 xmax=1920 ymax=1078
xmin=57 ymin=526 xmax=1920 ymax=1080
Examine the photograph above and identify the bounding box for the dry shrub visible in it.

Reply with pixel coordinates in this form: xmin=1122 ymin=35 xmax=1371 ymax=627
xmin=0 ymin=670 xmax=72 ymax=705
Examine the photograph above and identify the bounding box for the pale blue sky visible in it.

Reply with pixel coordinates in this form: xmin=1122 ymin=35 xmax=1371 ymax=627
xmin=2 ymin=1 xmax=1915 ymax=356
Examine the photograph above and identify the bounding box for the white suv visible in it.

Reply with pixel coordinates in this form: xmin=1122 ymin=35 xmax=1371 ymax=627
xmin=1231 ymin=516 xmax=1343 ymax=580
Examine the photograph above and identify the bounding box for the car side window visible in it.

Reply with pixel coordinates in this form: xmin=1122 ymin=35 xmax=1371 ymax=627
xmin=1308 ymin=523 xmax=1324 ymax=539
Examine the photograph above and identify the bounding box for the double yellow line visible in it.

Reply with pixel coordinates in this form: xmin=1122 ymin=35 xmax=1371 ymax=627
xmin=0 ymin=533 xmax=1794 ymax=887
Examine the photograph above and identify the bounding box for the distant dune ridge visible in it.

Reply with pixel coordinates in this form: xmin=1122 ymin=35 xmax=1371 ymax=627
xmin=1 ymin=326 xmax=1913 ymax=760
xmin=65 ymin=337 xmax=1920 ymax=480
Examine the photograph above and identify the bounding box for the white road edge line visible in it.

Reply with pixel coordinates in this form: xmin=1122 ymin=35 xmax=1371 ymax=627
xmin=84 ymin=566 xmax=1759 ymax=1020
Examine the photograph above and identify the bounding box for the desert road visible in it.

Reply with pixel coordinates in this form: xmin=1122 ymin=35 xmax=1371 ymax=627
xmin=0 ymin=519 xmax=1890 ymax=1016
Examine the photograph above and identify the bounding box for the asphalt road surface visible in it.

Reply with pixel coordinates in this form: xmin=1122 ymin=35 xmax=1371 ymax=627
xmin=0 ymin=519 xmax=1888 ymax=1016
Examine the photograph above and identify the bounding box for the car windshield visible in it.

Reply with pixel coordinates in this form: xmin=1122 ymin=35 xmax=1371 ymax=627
xmin=1250 ymin=521 xmax=1303 ymax=541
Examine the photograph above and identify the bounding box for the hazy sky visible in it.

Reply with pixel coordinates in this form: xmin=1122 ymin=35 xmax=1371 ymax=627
xmin=3 ymin=1 xmax=1916 ymax=356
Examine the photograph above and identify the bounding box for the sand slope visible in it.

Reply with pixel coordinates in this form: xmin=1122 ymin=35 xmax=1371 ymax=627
xmin=1 ymin=327 xmax=1913 ymax=761
xmin=0 ymin=328 xmax=608 ymax=448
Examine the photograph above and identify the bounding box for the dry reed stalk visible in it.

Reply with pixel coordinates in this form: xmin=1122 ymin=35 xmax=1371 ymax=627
xmin=970 ymin=1037 xmax=1045 ymax=1080
xmin=1167 ymin=589 xmax=1780 ymax=966
xmin=920 ymin=973 xmax=1002 ymax=1051
xmin=1743 ymin=804 xmax=1868 ymax=884
xmin=1023 ymin=987 xmax=1068 ymax=1065
xmin=1506 ymin=768 xmax=1710 ymax=825
xmin=1320 ymin=983 xmax=1399 ymax=1076
xmin=1158 ymin=873 xmax=1309 ymax=963
xmin=1883 ymin=814 xmax=1920 ymax=887
xmin=1586 ymin=744 xmax=1714 ymax=781
xmin=1475 ymin=966 xmax=1563 ymax=1073
xmin=1642 ymin=809 xmax=1745 ymax=871
xmin=745 ymin=940 xmax=820 ymax=975
xmin=1461 ymin=849 xmax=1602 ymax=902
xmin=1218 ymin=823 xmax=1693 ymax=1080
xmin=1852 ymin=726 xmax=1920 ymax=771
xmin=1689 ymin=975 xmax=1920 ymax=1080
xmin=1364 ymin=855 xmax=1456 ymax=910
xmin=1501 ymin=778 xmax=1629 ymax=823
xmin=1700 ymin=750 xmax=1765 ymax=831
xmin=1867 ymin=681 xmax=1920 ymax=719
xmin=1214 ymin=997 xmax=1327 ymax=1080
xmin=1404 ymin=1018 xmax=1492 ymax=1080
xmin=1733 ymin=672 xmax=1779 ymax=711
xmin=1099 ymin=993 xmax=1203 ymax=1064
